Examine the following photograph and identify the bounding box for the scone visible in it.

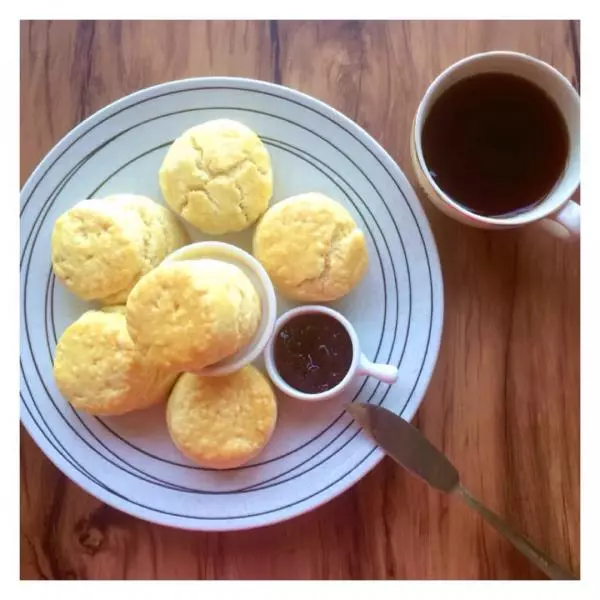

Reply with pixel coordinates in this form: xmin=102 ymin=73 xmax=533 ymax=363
xmin=51 ymin=194 xmax=189 ymax=305
xmin=100 ymin=194 xmax=191 ymax=304
xmin=253 ymin=193 xmax=368 ymax=301
xmin=166 ymin=367 xmax=277 ymax=468
xmin=159 ymin=119 xmax=273 ymax=235
xmin=53 ymin=308 xmax=177 ymax=416
xmin=126 ymin=259 xmax=261 ymax=372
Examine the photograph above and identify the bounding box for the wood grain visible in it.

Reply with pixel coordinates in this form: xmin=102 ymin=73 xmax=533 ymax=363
xmin=20 ymin=20 xmax=580 ymax=580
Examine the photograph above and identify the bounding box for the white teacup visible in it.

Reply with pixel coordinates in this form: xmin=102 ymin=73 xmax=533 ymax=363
xmin=411 ymin=51 xmax=580 ymax=239
xmin=264 ymin=305 xmax=398 ymax=402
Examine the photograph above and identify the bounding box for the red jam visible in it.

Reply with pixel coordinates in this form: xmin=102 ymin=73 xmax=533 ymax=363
xmin=273 ymin=313 xmax=353 ymax=394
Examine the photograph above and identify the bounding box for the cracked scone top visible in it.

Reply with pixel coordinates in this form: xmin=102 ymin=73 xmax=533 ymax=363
xmin=166 ymin=367 xmax=277 ymax=468
xmin=158 ymin=119 xmax=273 ymax=235
xmin=126 ymin=259 xmax=261 ymax=372
xmin=51 ymin=194 xmax=189 ymax=304
xmin=253 ymin=193 xmax=369 ymax=301
xmin=53 ymin=308 xmax=177 ymax=416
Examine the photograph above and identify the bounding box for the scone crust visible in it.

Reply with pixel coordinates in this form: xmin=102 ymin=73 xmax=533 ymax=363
xmin=159 ymin=119 xmax=273 ymax=235
xmin=51 ymin=195 xmax=189 ymax=304
xmin=53 ymin=309 xmax=177 ymax=415
xmin=166 ymin=367 xmax=277 ymax=468
xmin=100 ymin=195 xmax=190 ymax=304
xmin=51 ymin=198 xmax=145 ymax=302
xmin=253 ymin=192 xmax=368 ymax=301
xmin=126 ymin=259 xmax=261 ymax=372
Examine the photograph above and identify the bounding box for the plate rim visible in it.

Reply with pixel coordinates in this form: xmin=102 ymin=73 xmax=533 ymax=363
xmin=20 ymin=76 xmax=444 ymax=531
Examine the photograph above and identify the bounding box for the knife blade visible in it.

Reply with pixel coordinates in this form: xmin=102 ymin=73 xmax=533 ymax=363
xmin=346 ymin=402 xmax=577 ymax=580
xmin=346 ymin=402 xmax=459 ymax=493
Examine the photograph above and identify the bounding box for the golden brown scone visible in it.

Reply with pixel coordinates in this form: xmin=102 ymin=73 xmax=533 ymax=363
xmin=159 ymin=119 xmax=273 ymax=235
xmin=99 ymin=305 xmax=127 ymax=315
xmin=253 ymin=193 xmax=368 ymax=301
xmin=166 ymin=367 xmax=277 ymax=468
xmin=99 ymin=195 xmax=190 ymax=304
xmin=53 ymin=309 xmax=177 ymax=416
xmin=51 ymin=198 xmax=146 ymax=302
xmin=126 ymin=259 xmax=261 ymax=372
xmin=105 ymin=193 xmax=190 ymax=258
xmin=51 ymin=194 xmax=189 ymax=305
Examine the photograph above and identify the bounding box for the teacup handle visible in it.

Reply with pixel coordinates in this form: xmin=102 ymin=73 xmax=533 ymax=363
xmin=540 ymin=199 xmax=580 ymax=239
xmin=357 ymin=354 xmax=399 ymax=384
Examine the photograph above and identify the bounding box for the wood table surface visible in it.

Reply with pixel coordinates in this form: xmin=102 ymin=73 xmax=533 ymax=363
xmin=20 ymin=20 xmax=580 ymax=580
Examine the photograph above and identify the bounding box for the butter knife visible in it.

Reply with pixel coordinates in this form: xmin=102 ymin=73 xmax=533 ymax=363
xmin=346 ymin=402 xmax=577 ymax=580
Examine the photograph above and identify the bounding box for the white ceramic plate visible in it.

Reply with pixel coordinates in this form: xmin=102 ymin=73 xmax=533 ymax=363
xmin=20 ymin=77 xmax=444 ymax=531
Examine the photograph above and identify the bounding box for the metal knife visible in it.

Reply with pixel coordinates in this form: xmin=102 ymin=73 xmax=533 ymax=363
xmin=346 ymin=402 xmax=577 ymax=580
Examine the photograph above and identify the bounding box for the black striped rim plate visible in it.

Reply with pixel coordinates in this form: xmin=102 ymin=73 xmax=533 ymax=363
xmin=20 ymin=77 xmax=444 ymax=531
